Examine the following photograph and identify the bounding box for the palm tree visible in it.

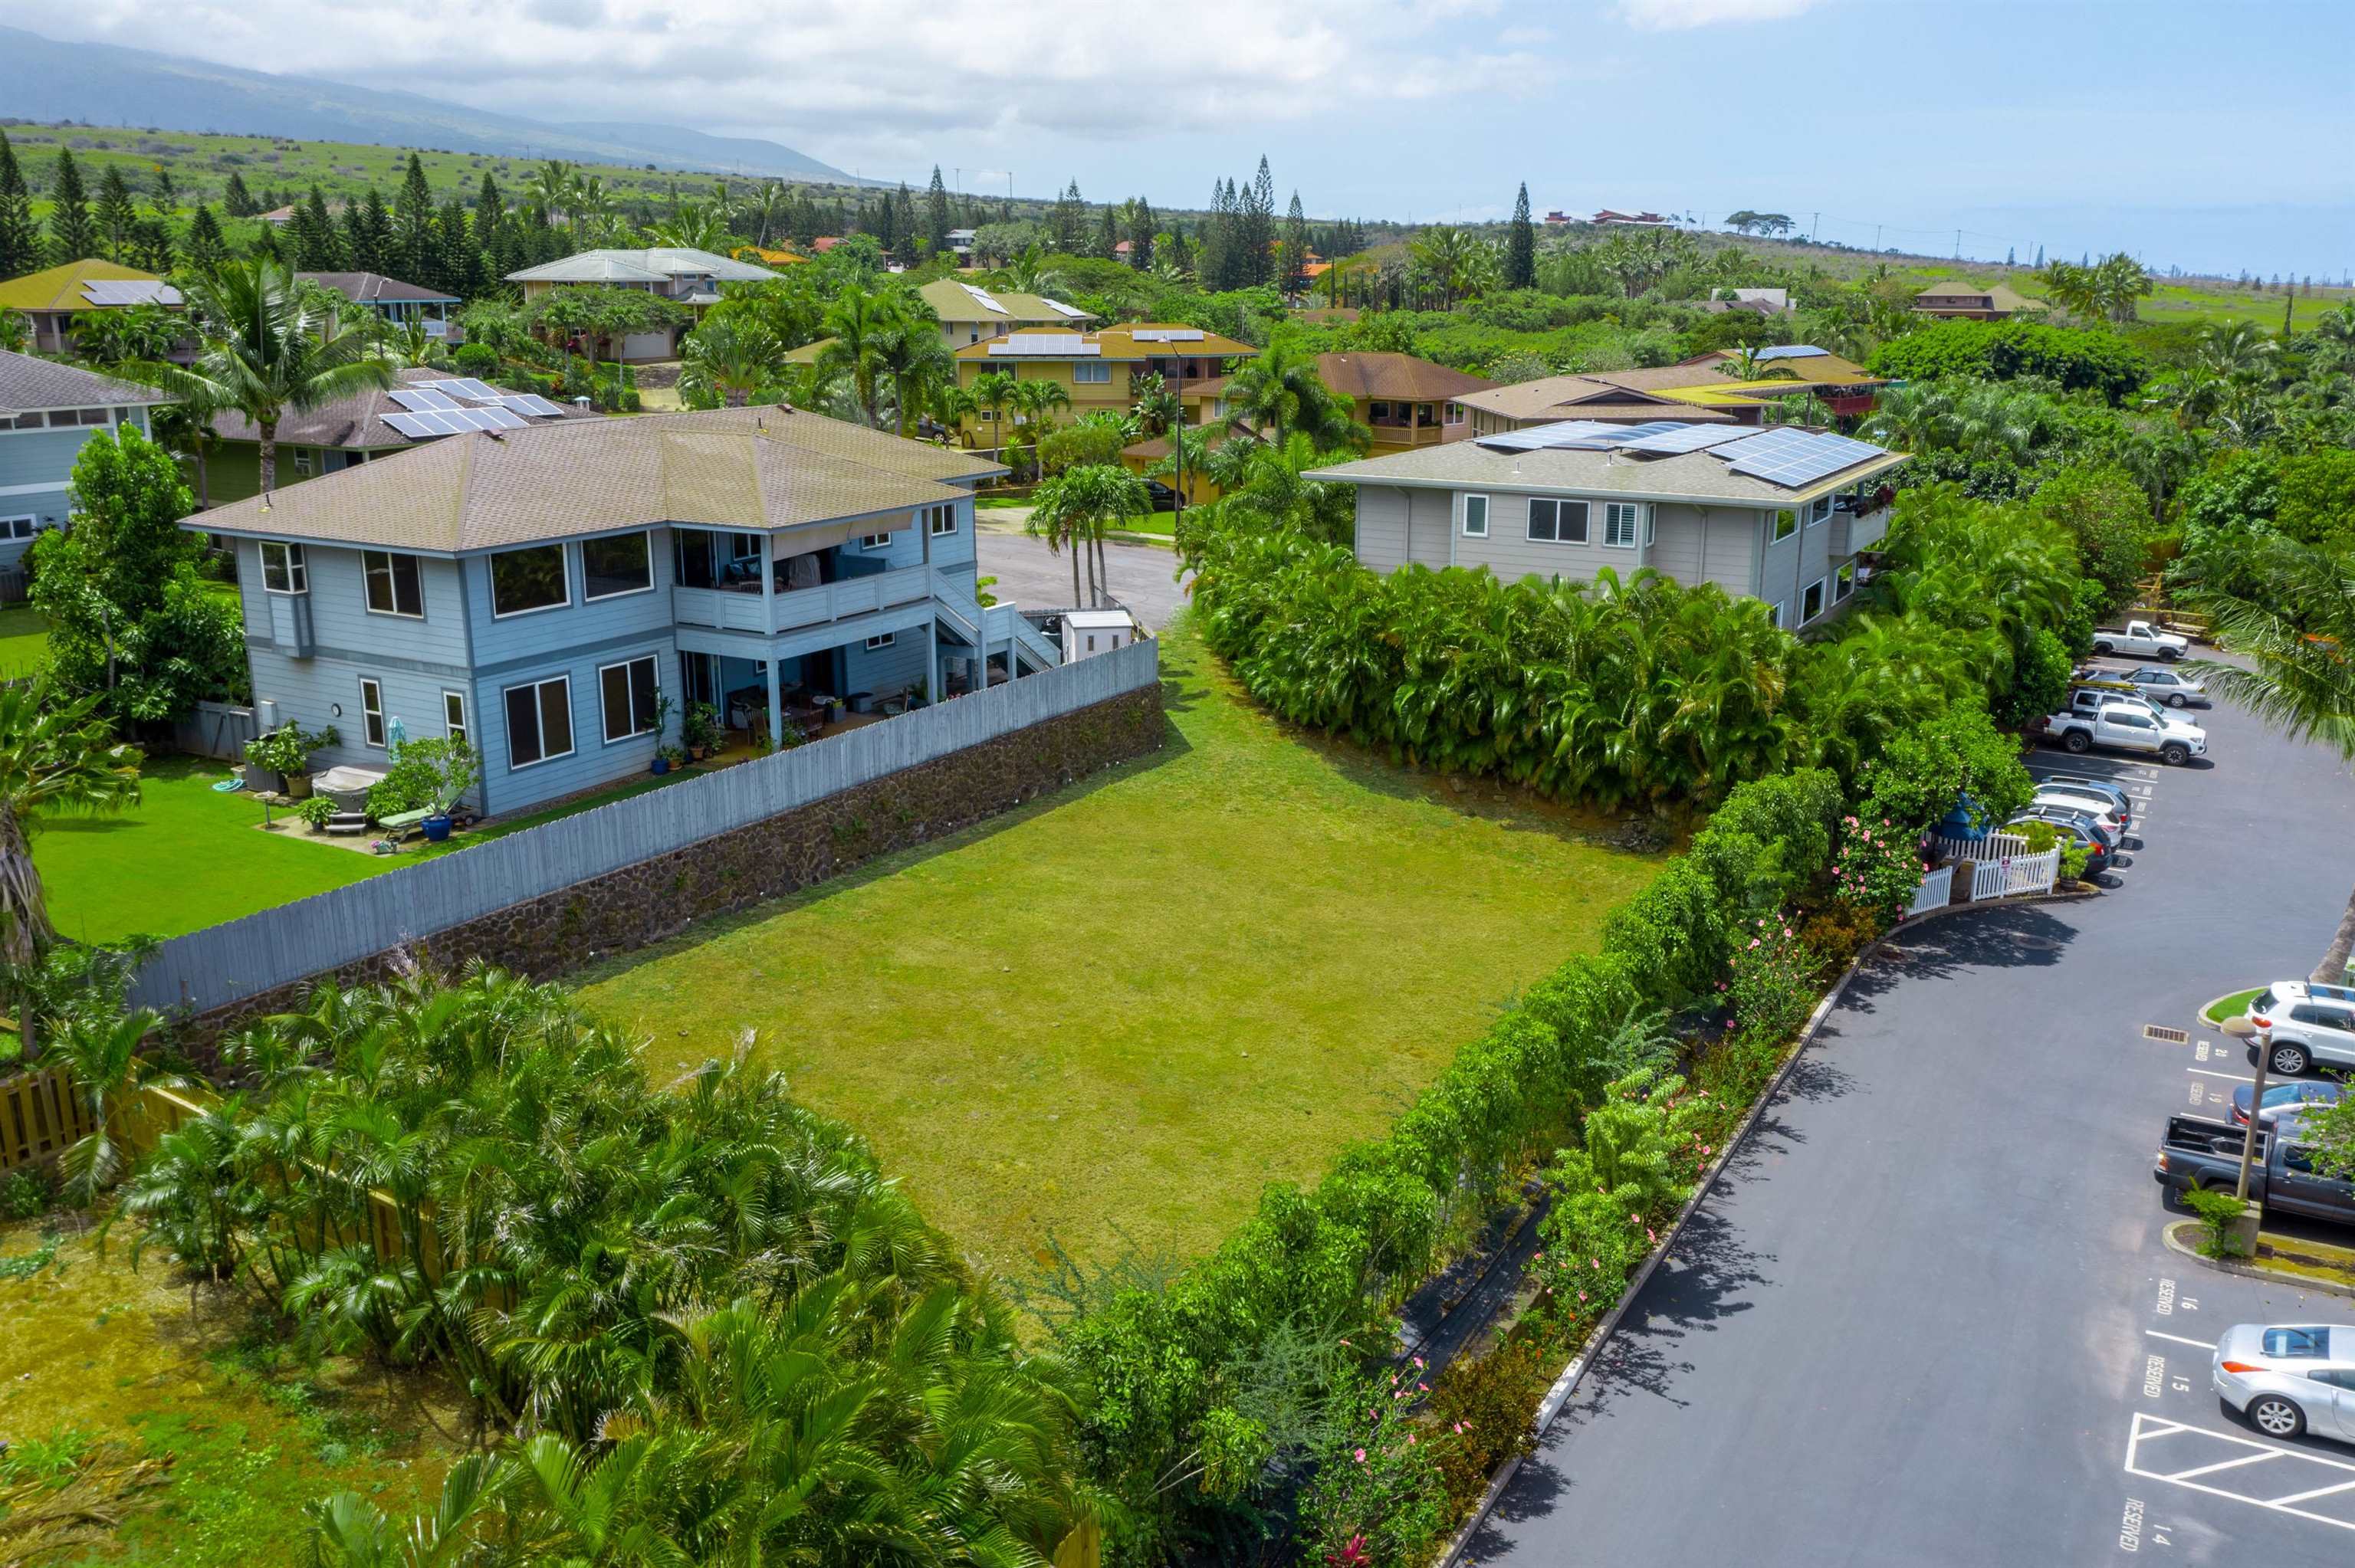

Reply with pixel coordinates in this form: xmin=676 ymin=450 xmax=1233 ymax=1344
xmin=1030 ymin=463 xmax=1147 ymax=606
xmin=1009 ymin=376 xmax=1072 ymax=475
xmin=0 ymin=684 xmax=142 ymax=1059
xmin=2181 ymin=537 xmax=2355 ymax=980
xmin=526 ymin=159 xmax=574 ymax=229
xmin=1714 ymin=346 xmax=1803 ymax=385
xmin=873 ymin=318 xmax=954 ymax=438
xmin=1219 ymin=334 xmax=1367 ymax=452
xmin=135 ymin=258 xmax=395 ymax=494
xmin=678 ymin=316 xmax=782 ymax=408
xmin=1130 ymin=371 xmax=1180 ymax=438
xmin=741 ymin=180 xmax=788 ymax=248
xmin=53 ymin=1007 xmax=172 ymax=1203
xmin=971 ymin=369 xmax=1020 ymax=452
xmin=642 ymin=197 xmax=733 ymax=251
xmin=815 ymin=284 xmax=907 ymax=429
xmin=0 ymin=310 xmax=28 ymax=354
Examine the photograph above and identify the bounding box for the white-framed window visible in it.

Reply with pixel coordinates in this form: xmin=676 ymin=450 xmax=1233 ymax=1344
xmin=1461 ymin=494 xmax=1489 ymax=538
xmin=1 ymin=412 xmax=46 ymax=431
xmin=1769 ymin=600 xmax=1787 ymax=629
xmin=1772 ymin=508 xmax=1798 ymax=543
xmin=1808 ymin=495 xmax=1833 ymax=526
xmin=862 ymin=532 xmax=894 ymax=550
xmin=442 ymin=690 xmax=469 ymax=745
xmin=0 ymin=517 xmax=34 ymax=540
xmin=259 ymin=540 xmax=308 ymax=595
xmin=977 ymin=408 xmax=997 ymax=422
xmin=362 ymin=550 xmax=424 ymax=617
xmin=928 ymin=504 xmax=957 ymax=536
xmin=489 ymin=543 xmax=568 ymax=617
xmin=1603 ymin=502 xmax=1645 ymax=548
xmin=865 ymin=631 xmax=896 ymax=651
xmin=1834 ymin=561 xmax=1855 ymax=602
xmin=1802 ymin=577 xmax=1826 ymax=624
xmin=1445 ymin=402 xmax=1464 ymax=424
xmin=357 ymin=677 xmax=386 ymax=747
xmin=582 ymin=531 xmax=654 ymax=600
xmin=1073 ymin=361 xmax=1111 ymax=383
xmin=502 ymin=674 xmax=573 ymax=769
xmin=1527 ymin=497 xmax=1588 ymax=543
xmin=291 ymin=448 xmax=314 ymax=476
xmin=598 ymin=654 xmax=661 ymax=743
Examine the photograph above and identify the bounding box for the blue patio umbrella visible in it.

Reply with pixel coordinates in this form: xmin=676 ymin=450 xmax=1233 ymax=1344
xmin=386 ymin=715 xmax=408 ymax=752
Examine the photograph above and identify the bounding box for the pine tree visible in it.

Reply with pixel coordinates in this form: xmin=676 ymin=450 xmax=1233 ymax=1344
xmin=925 ymin=166 xmax=951 ymax=256
xmin=126 ymin=215 xmax=173 ymax=274
xmin=1095 ymin=203 xmax=1119 ymax=261
xmin=182 ymin=204 xmax=227 ymax=274
xmin=2005 ymin=245 xmax=2015 ymax=267
xmin=475 ymin=170 xmax=502 ymax=216
xmin=1278 ymin=192 xmax=1309 ymax=294
xmin=892 ymin=185 xmax=918 ymax=267
xmin=151 ymin=168 xmax=178 ymax=215
xmin=392 ymin=153 xmax=435 ymax=283
xmin=292 ymin=186 xmax=341 ymax=270
xmin=1126 ymin=196 xmax=1155 ymax=271
xmin=435 ymin=198 xmax=478 ymax=297
xmin=341 ymin=187 xmax=393 ymax=275
xmin=91 ymin=164 xmax=138 ymax=262
xmin=47 ymin=149 xmax=97 ymax=262
xmin=222 ymin=169 xmax=256 ymax=218
xmin=0 ymin=131 xmax=36 ymax=281
xmin=1505 ymin=182 xmax=1536 ymax=290
xmin=875 ymin=187 xmax=899 ymax=255
xmin=2034 ymin=244 xmax=2045 ymax=268
xmin=1242 ymin=158 xmax=1276 ymax=286
xmin=1050 ymin=180 xmax=1086 ymax=254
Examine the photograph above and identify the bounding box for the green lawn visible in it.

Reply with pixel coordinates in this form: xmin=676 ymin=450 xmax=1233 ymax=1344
xmin=576 ymin=619 xmax=1662 ymax=1274
xmin=2202 ymin=986 xmax=2265 ymax=1025
xmin=0 ymin=607 xmax=50 ymax=681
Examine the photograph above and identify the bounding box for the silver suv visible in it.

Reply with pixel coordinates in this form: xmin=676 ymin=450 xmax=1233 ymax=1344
xmin=2249 ymin=981 xmax=2355 ymax=1075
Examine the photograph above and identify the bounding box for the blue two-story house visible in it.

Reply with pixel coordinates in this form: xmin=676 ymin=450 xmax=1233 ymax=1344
xmin=0 ymin=349 xmax=170 ymax=569
xmin=185 ymin=405 xmax=1063 ymax=818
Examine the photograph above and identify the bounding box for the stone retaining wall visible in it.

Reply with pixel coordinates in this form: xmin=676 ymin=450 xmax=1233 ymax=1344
xmin=181 ymin=684 xmax=1163 ymax=1046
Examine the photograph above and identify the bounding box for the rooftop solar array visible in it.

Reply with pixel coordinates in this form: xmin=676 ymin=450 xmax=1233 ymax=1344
xmin=498 ymin=393 xmax=569 ymax=418
xmin=1474 ymin=420 xmax=1641 ymax=452
xmin=1040 ymin=297 xmax=1089 ymax=318
xmin=422 ymin=378 xmax=506 ymax=403
xmin=1131 ymin=328 xmax=1205 ymax=343
xmin=1616 ymin=423 xmax=1756 ymax=455
xmin=1716 ymin=428 xmax=1887 ymax=486
xmin=383 ymin=405 xmax=529 ymax=439
xmin=79 ymin=279 xmax=182 ymax=307
xmin=988 ymin=335 xmax=1097 ymax=356
xmin=388 ymin=387 xmax=459 ymax=413
xmin=959 ymin=282 xmax=1009 ymax=315
xmin=1752 ymin=345 xmax=1830 ymax=362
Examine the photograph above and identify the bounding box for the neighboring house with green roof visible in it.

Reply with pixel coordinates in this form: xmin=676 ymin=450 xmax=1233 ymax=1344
xmin=1912 ymin=280 xmax=2046 ymax=320
xmin=0 ymin=348 xmax=169 ymax=567
xmin=915 ymin=278 xmax=1095 ymax=349
xmin=506 ymin=248 xmax=783 ymax=361
xmin=0 ymin=259 xmax=185 ymax=356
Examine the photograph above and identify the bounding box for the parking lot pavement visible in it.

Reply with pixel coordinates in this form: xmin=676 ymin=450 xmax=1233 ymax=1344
xmin=974 ymin=523 xmax=1191 ymax=631
xmin=1466 ymin=679 xmax=2355 ymax=1566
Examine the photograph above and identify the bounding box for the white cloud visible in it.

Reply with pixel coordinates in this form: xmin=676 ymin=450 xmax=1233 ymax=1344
xmin=1615 ymin=0 xmax=1827 ymax=28
xmin=11 ymin=0 xmax=1542 ymax=177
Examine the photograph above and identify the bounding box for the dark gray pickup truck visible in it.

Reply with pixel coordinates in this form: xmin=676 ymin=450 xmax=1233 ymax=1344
xmin=2153 ymin=1114 xmax=2355 ymax=1226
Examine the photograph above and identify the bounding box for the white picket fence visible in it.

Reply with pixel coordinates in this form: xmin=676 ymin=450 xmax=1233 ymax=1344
xmin=1930 ymin=831 xmax=2027 ymax=864
xmin=1903 ymin=832 xmax=2060 ymax=919
xmin=1969 ymin=848 xmax=2061 ymax=901
xmin=1904 ymin=864 xmax=1956 ymax=918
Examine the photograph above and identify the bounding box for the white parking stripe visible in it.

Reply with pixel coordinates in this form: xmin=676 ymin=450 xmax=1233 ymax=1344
xmin=2186 ymin=1068 xmax=2254 ymax=1083
xmin=2169 ymin=1450 xmax=2286 ymax=1481
xmin=2125 ymin=1412 xmax=2355 ymax=1534
xmin=2269 ymin=1478 xmax=2355 ymax=1507
xmin=2145 ymin=1330 xmax=2215 ymax=1350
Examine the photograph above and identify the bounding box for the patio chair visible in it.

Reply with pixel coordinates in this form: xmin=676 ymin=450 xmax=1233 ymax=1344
xmin=376 ymin=806 xmax=436 ymax=841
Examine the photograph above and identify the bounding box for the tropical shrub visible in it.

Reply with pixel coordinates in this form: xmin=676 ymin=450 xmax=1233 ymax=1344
xmin=1296 ymin=1365 xmax=1450 ymax=1568
xmin=2182 ymin=1187 xmax=2249 ymax=1258
xmin=1831 ymin=812 xmax=1930 ymax=927
xmin=1426 ymin=1333 xmax=1545 ymax=1511
xmin=1866 ymin=319 xmax=2148 ymax=404
xmin=1854 ymin=704 xmax=2034 ymax=836
xmin=1723 ymin=918 xmax=1820 ymax=1044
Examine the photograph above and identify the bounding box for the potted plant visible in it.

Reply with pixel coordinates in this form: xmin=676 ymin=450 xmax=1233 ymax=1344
xmin=682 ymin=700 xmax=720 ymax=762
xmin=245 ymin=723 xmax=339 ymax=799
xmin=294 ymin=796 xmax=338 ymax=834
xmin=368 ymin=736 xmax=478 ymax=842
xmin=649 ymin=694 xmax=678 ymax=774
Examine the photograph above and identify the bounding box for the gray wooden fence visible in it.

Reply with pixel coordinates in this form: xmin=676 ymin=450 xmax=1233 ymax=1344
xmin=169 ymin=700 xmax=261 ymax=761
xmin=129 ymin=639 xmax=1160 ymax=1016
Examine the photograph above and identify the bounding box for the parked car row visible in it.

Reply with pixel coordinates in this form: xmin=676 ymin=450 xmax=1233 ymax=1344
xmin=2035 ymin=685 xmax=2211 ymax=766
xmin=2004 ymin=772 xmax=2141 ymax=875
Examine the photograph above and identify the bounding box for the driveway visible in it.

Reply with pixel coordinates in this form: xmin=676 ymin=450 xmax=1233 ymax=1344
xmin=1469 ymin=674 xmax=2355 ymax=1565
xmin=974 ymin=508 xmax=1192 ymax=631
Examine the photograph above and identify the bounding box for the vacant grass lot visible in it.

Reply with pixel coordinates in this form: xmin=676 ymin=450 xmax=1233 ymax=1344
xmin=577 ymin=619 xmax=1662 ymax=1274
xmin=0 ymin=1219 xmax=458 ymax=1566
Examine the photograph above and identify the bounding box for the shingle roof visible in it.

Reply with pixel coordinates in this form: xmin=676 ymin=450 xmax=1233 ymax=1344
xmin=297 ymin=271 xmax=461 ymax=305
xmin=1454 ymin=374 xmax=1734 ymax=425
xmin=953 ymin=323 xmax=1256 ymax=363
xmin=917 ymin=278 xmax=1096 ymax=326
xmin=190 ymin=406 xmax=1007 ymax=553
xmin=205 ymin=367 xmax=598 ymax=452
xmin=1304 ymin=429 xmax=1909 ymax=505
xmin=0 ymin=260 xmax=179 ymax=313
xmin=0 ymin=349 xmax=171 ymax=412
xmin=1312 ymin=352 xmax=1495 ymax=402
xmin=505 ymin=248 xmax=780 ymax=285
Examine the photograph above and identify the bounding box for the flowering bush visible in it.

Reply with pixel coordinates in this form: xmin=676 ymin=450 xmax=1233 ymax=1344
xmin=1531 ymin=1069 xmax=1711 ymax=1342
xmin=1722 ymin=916 xmax=1820 ymax=1045
xmin=1831 ymin=813 xmax=1929 ymax=927
xmin=1299 ymin=1365 xmax=1450 ymax=1567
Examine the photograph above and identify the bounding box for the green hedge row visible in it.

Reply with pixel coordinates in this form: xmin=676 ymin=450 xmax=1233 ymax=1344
xmin=1063 ymin=766 xmax=1844 ymax=1550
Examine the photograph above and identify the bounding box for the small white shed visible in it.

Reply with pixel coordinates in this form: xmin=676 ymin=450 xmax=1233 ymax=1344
xmin=1059 ymin=609 xmax=1138 ymax=662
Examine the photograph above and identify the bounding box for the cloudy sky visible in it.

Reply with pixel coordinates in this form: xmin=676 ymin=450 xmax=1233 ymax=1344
xmin=15 ymin=0 xmax=2354 ymax=274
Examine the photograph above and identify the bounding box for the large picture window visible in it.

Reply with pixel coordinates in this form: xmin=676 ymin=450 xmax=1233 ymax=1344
xmin=362 ymin=550 xmax=423 ymax=617
xmin=1527 ymin=497 xmax=1588 ymax=543
xmin=260 ymin=541 xmax=307 ymax=595
xmin=490 ymin=544 xmax=568 ymax=617
xmin=599 ymin=655 xmax=661 ymax=743
xmin=582 ymin=532 xmax=653 ymax=600
xmin=503 ymin=675 xmax=573 ymax=768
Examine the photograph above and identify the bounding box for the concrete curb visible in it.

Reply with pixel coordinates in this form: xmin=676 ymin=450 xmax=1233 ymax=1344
xmin=2160 ymin=1219 xmax=2355 ymax=1300
xmin=1432 ymin=889 xmax=2094 ymax=1568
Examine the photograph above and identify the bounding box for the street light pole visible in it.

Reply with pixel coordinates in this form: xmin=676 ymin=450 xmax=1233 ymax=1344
xmin=2235 ymin=1030 xmax=2269 ymax=1202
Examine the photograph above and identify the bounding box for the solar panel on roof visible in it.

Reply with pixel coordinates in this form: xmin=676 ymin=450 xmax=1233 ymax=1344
xmin=471 ymin=405 xmax=527 ymax=429
xmin=1131 ymin=328 xmax=1205 ymax=343
xmin=498 ymin=394 xmax=568 ymax=419
xmin=422 ymin=377 xmax=504 ymax=403
xmin=388 ymin=388 xmax=458 ymax=413
xmin=382 ymin=412 xmax=445 ymax=439
xmin=1716 ymin=428 xmax=1887 ymax=487
xmin=988 ymin=335 xmax=1099 ymax=356
xmin=1040 ymin=297 xmax=1088 ymax=318
xmin=959 ymin=283 xmax=1009 ymax=315
xmin=1752 ymin=344 xmax=1830 ymax=362
xmin=1618 ymin=423 xmax=1754 ymax=455
xmin=77 ymin=279 xmax=181 ymax=307
xmin=1474 ymin=420 xmax=1628 ymax=452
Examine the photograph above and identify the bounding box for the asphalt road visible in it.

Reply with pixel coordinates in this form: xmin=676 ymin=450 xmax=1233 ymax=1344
xmin=974 ymin=513 xmax=1192 ymax=631
xmin=1467 ymin=669 xmax=2355 ymax=1566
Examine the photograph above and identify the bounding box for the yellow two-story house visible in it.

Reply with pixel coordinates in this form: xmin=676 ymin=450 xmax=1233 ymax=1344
xmin=950 ymin=324 xmax=1257 ymax=451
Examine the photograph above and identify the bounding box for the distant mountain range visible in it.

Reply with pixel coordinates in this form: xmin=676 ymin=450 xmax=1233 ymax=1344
xmin=0 ymin=25 xmax=865 ymax=185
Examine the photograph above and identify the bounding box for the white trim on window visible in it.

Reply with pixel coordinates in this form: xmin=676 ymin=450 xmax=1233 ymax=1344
xmin=1461 ymin=493 xmax=1489 ymax=538
xmin=928 ymin=504 xmax=956 ymax=536
xmin=1769 ymin=600 xmax=1787 ymax=629
xmin=259 ymin=540 xmax=308 ymax=595
xmin=861 ymin=532 xmax=895 ymax=550
xmin=597 ymin=654 xmax=662 ymax=744
xmin=291 ymin=448 xmax=314 ymax=476
xmin=1603 ymin=502 xmax=1644 ymax=549
xmin=442 ymin=690 xmax=469 ymax=746
xmin=362 ymin=549 xmax=425 ymax=618
xmin=1807 ymin=494 xmax=1834 ymax=526
xmin=1801 ymin=576 xmax=1827 ymax=624
xmin=1072 ymin=361 xmax=1112 ymax=383
xmin=1771 ymin=508 xmax=1798 ymax=543
xmin=865 ymin=631 xmax=896 ymax=651
xmin=502 ymin=674 xmax=574 ymax=769
xmin=581 ymin=530 xmax=655 ymax=602
xmin=1527 ymin=497 xmax=1588 ymax=543
xmin=359 ymin=677 xmax=386 ymax=748
xmin=0 ymin=516 xmax=36 ymax=541
xmin=488 ymin=543 xmax=570 ymax=618
xmin=1834 ymin=561 xmax=1855 ymax=602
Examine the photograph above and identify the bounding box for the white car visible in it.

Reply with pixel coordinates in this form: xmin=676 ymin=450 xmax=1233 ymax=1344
xmin=2031 ymin=784 xmax=2127 ymax=835
xmin=2248 ymin=981 xmax=2355 ymax=1075
xmin=2092 ymin=620 xmax=2191 ymax=661
xmin=2214 ymin=1323 xmax=2355 ymax=1441
xmin=2123 ymin=666 xmax=2206 ymax=707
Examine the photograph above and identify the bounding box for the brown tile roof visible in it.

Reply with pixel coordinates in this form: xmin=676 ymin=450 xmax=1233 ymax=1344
xmin=1313 ymin=352 xmax=1494 ymax=402
xmin=190 ymin=405 xmax=1007 ymax=554
xmin=297 ymin=271 xmax=461 ymax=305
xmin=206 ymin=367 xmax=599 ymax=451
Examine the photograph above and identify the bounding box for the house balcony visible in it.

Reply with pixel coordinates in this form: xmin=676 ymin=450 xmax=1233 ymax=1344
xmin=1830 ymin=504 xmax=1893 ymax=558
xmin=672 ymin=563 xmax=937 ymax=638
xmin=1366 ymin=420 xmax=1455 ymax=451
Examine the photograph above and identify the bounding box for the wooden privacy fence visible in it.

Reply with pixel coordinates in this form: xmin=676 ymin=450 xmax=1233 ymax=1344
xmin=129 ymin=638 xmax=1159 ymax=1019
xmin=0 ymin=1065 xmax=94 ymax=1171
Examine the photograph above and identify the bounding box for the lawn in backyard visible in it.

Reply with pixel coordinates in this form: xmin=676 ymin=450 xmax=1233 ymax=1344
xmin=0 ymin=607 xmax=50 ymax=681
xmin=0 ymin=1217 xmax=459 ymax=1566
xmin=576 ymin=618 xmax=1664 ymax=1276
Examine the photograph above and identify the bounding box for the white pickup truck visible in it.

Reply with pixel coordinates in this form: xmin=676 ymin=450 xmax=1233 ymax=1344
xmin=2042 ymin=699 xmax=2206 ymax=766
xmin=2091 ymin=619 xmax=2189 ymax=661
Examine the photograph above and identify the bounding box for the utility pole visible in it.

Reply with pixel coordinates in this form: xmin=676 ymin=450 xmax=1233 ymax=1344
xmin=1874 ymin=223 xmax=1881 ymax=251
xmin=2235 ymin=1035 xmax=2269 ymax=1202
xmin=1811 ymin=212 xmax=1819 ymax=243
xmin=1955 ymin=229 xmax=1962 ymax=261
